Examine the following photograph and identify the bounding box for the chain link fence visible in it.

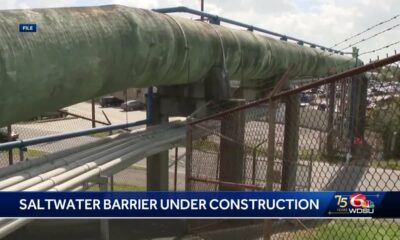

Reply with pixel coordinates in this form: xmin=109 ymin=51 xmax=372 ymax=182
xmin=186 ymin=57 xmax=400 ymax=239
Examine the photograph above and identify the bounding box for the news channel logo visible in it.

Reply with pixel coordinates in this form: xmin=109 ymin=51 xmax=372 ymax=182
xmin=19 ymin=24 xmax=37 ymax=32
xmin=332 ymin=193 xmax=375 ymax=215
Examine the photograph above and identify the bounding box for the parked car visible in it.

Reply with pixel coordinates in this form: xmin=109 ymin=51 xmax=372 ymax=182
xmin=0 ymin=127 xmax=19 ymax=143
xmin=29 ymin=108 xmax=68 ymax=121
xmin=121 ymin=100 xmax=146 ymax=111
xmin=33 ymin=108 xmax=69 ymax=120
xmin=100 ymin=96 xmax=124 ymax=107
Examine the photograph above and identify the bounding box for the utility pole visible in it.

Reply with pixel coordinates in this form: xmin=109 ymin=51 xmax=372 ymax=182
xmin=200 ymin=0 xmax=204 ymax=21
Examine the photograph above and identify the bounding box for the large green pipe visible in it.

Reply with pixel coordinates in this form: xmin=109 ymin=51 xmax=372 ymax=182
xmin=0 ymin=5 xmax=355 ymax=127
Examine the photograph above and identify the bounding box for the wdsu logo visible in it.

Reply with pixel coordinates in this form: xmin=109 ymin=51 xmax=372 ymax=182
xmin=335 ymin=193 xmax=375 ymax=215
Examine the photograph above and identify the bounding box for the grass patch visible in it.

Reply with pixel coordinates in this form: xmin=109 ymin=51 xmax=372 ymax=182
xmin=90 ymin=130 xmax=125 ymax=138
xmin=87 ymin=183 xmax=146 ymax=191
xmin=9 ymin=148 xmax=47 ymax=159
xmin=193 ymin=138 xmax=400 ymax=171
xmin=295 ymin=220 xmax=400 ymax=240
xmin=193 ymin=138 xmax=219 ymax=152
xmin=113 ymin=183 xmax=146 ymax=191
xmin=370 ymin=159 xmax=400 ymax=170
xmin=26 ymin=148 xmax=47 ymax=158
xmin=129 ymin=165 xmax=146 ymax=171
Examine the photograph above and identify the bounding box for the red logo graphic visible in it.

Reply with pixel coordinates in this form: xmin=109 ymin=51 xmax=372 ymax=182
xmin=350 ymin=193 xmax=374 ymax=209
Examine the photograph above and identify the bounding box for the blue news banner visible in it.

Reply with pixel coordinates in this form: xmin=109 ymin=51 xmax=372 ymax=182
xmin=0 ymin=191 xmax=398 ymax=218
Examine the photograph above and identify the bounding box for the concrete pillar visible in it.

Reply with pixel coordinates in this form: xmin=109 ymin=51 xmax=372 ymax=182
xmin=146 ymin=94 xmax=169 ymax=191
xmin=281 ymin=93 xmax=300 ymax=191
xmin=218 ymin=99 xmax=246 ymax=191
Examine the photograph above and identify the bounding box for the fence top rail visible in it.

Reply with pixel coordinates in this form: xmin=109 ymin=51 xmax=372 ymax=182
xmin=188 ymin=53 xmax=400 ymax=125
xmin=0 ymin=119 xmax=148 ymax=151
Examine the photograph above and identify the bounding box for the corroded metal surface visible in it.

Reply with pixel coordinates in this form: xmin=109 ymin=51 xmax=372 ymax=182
xmin=0 ymin=5 xmax=354 ymax=126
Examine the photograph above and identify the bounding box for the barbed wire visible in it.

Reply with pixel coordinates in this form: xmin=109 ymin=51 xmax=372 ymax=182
xmin=330 ymin=14 xmax=400 ymax=49
xmin=359 ymin=40 xmax=400 ymax=56
xmin=338 ymin=22 xmax=400 ymax=51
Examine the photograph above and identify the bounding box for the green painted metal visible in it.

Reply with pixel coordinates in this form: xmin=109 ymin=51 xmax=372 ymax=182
xmin=0 ymin=5 xmax=355 ymax=127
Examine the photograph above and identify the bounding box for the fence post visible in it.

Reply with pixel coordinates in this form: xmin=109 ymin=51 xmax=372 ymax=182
xmin=219 ymin=99 xmax=245 ymax=191
xmin=349 ymin=48 xmax=369 ymax=162
xmin=7 ymin=125 xmax=13 ymax=165
xmin=307 ymin=150 xmax=314 ymax=190
xmin=185 ymin=125 xmax=193 ymax=191
xmin=281 ymin=93 xmax=300 ymax=191
xmin=266 ymin=101 xmax=277 ymax=190
xmin=327 ymin=83 xmax=336 ymax=155
xmin=110 ymin=176 xmax=114 ymax=192
xmin=264 ymin=100 xmax=277 ymax=240
xmin=91 ymin=98 xmax=96 ymax=129
xmin=19 ymin=148 xmax=24 ymax=161
xmin=174 ymin=147 xmax=178 ymax=191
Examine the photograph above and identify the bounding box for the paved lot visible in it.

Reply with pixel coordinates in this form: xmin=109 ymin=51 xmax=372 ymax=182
xmin=68 ymin=102 xmax=147 ymax=125
xmin=0 ymin=102 xmax=149 ymax=165
xmin=114 ymin=147 xmax=187 ymax=190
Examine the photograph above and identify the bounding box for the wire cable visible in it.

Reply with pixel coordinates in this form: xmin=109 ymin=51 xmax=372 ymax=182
xmin=359 ymin=40 xmax=400 ymax=56
xmin=339 ymin=22 xmax=400 ymax=51
xmin=330 ymin=14 xmax=400 ymax=49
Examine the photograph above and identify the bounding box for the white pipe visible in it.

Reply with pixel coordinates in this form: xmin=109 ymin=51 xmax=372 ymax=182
xmin=3 ymin=134 xmax=145 ymax=191
xmin=70 ymin=182 xmax=96 ymax=191
xmin=27 ymin=127 xmax=184 ymax=191
xmin=0 ymin=124 xmax=149 ymax=179
xmin=0 ymin=124 xmax=166 ymax=190
xmin=0 ymin=124 xmax=185 ymax=238
xmin=0 ymin=219 xmax=32 ymax=239
xmin=0 ymin=135 xmax=116 ymax=179
xmin=52 ymin=136 xmax=183 ymax=191
xmin=0 ymin=133 xmax=136 ymax=190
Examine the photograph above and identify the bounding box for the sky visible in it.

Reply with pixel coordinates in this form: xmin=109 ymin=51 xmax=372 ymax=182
xmin=0 ymin=0 xmax=399 ymax=61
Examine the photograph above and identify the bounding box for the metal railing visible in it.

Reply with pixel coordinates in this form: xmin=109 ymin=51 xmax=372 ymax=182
xmin=153 ymin=6 xmax=347 ymax=54
xmin=0 ymin=120 xmax=147 ymax=152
